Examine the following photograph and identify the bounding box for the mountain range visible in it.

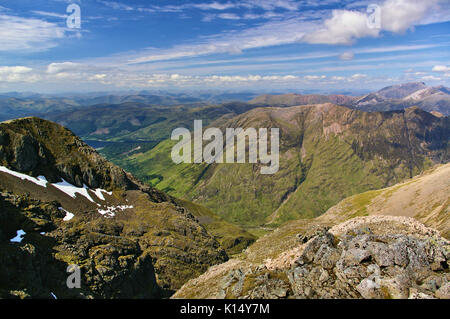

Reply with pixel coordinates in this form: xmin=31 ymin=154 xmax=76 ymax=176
xmin=125 ymin=104 xmax=448 ymax=227
xmin=0 ymin=83 xmax=449 ymax=299
xmin=250 ymin=82 xmax=450 ymax=116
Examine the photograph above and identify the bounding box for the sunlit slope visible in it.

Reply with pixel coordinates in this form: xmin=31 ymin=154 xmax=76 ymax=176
xmin=125 ymin=104 xmax=449 ymax=226
xmin=318 ymin=163 xmax=450 ymax=238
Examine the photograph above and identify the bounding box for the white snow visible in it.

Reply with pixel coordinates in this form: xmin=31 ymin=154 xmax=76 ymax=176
xmin=52 ymin=179 xmax=95 ymax=203
xmin=59 ymin=207 xmax=75 ymax=221
xmin=0 ymin=166 xmax=48 ymax=187
xmin=98 ymin=205 xmax=133 ymax=218
xmin=93 ymin=189 xmax=112 ymax=201
xmin=0 ymin=166 xmax=122 ymax=210
xmin=10 ymin=229 xmax=26 ymax=243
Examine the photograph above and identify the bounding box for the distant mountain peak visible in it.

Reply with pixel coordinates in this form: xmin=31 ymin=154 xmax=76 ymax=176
xmin=376 ymin=82 xmax=427 ymax=99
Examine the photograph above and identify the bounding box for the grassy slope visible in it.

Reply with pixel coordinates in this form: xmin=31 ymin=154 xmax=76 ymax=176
xmin=317 ymin=163 xmax=450 ymax=238
xmin=118 ymin=105 xmax=447 ymax=228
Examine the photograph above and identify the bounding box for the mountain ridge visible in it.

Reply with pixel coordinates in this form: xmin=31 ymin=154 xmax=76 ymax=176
xmin=130 ymin=103 xmax=448 ymax=227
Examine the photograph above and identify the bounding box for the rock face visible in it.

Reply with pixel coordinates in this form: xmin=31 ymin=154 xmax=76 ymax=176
xmin=0 ymin=117 xmax=141 ymax=191
xmin=174 ymin=224 xmax=450 ymax=299
xmin=0 ymin=192 xmax=161 ymax=298
xmin=0 ymin=189 xmax=229 ymax=298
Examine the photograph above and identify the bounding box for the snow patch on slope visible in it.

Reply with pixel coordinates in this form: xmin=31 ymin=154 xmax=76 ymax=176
xmin=98 ymin=205 xmax=133 ymax=218
xmin=93 ymin=189 xmax=112 ymax=201
xmin=52 ymin=179 xmax=96 ymax=203
xmin=10 ymin=229 xmax=26 ymax=243
xmin=0 ymin=166 xmax=115 ymax=204
xmin=0 ymin=166 xmax=48 ymax=187
xmin=59 ymin=207 xmax=75 ymax=221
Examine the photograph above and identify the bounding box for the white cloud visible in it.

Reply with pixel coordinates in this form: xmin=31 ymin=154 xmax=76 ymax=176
xmin=339 ymin=52 xmax=355 ymax=60
xmin=98 ymin=1 xmax=134 ymax=11
xmin=302 ymin=0 xmax=446 ymax=45
xmin=45 ymin=70 xmax=300 ymax=88
xmin=432 ymin=65 xmax=450 ymax=78
xmin=0 ymin=66 xmax=32 ymax=74
xmin=432 ymin=65 xmax=450 ymax=73
xmin=47 ymin=62 xmax=81 ymax=74
xmin=0 ymin=15 xmax=65 ymax=52
xmin=422 ymin=75 xmax=441 ymax=81
xmin=380 ymin=0 xmax=442 ymax=33
xmin=32 ymin=11 xmax=68 ymax=19
xmin=303 ymin=9 xmax=379 ymax=45
xmin=350 ymin=73 xmax=367 ymax=80
xmin=194 ymin=2 xmax=238 ymax=11
xmin=0 ymin=66 xmax=38 ymax=82
xmin=304 ymin=75 xmax=327 ymax=80
xmin=129 ymin=19 xmax=312 ymax=64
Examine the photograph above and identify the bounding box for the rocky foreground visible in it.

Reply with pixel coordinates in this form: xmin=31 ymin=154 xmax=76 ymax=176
xmin=173 ymin=216 xmax=450 ymax=299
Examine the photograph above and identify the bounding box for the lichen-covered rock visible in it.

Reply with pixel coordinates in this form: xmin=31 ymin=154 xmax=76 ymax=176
xmin=0 ymin=193 xmax=161 ymax=299
xmin=175 ymin=225 xmax=450 ymax=299
xmin=435 ymin=282 xmax=450 ymax=299
xmin=0 ymin=188 xmax=228 ymax=298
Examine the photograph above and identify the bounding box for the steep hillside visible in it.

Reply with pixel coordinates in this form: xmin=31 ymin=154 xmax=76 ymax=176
xmin=244 ymin=163 xmax=450 ymax=267
xmin=318 ymin=163 xmax=450 ymax=238
xmin=173 ymin=164 xmax=450 ymax=299
xmin=128 ymin=104 xmax=449 ymax=227
xmin=0 ymin=117 xmax=253 ymax=298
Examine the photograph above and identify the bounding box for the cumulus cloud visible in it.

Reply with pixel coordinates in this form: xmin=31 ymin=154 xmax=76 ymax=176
xmin=380 ymin=0 xmax=442 ymax=33
xmin=432 ymin=65 xmax=450 ymax=78
xmin=304 ymin=75 xmax=327 ymax=81
xmin=0 ymin=66 xmax=32 ymax=74
xmin=303 ymin=0 xmax=445 ymax=45
xmin=47 ymin=62 xmax=81 ymax=74
xmin=0 ymin=66 xmax=37 ymax=82
xmin=303 ymin=9 xmax=379 ymax=45
xmin=432 ymin=65 xmax=450 ymax=73
xmin=0 ymin=15 xmax=65 ymax=52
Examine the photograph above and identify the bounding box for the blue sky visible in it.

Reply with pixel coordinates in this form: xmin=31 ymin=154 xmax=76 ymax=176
xmin=0 ymin=0 xmax=449 ymax=93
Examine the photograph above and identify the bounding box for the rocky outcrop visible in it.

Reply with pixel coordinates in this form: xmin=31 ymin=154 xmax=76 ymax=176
xmin=0 ymin=118 xmax=232 ymax=298
xmin=174 ymin=221 xmax=450 ymax=299
xmin=0 ymin=117 xmax=148 ymax=192
xmin=0 ymin=192 xmax=161 ymax=298
xmin=0 ymin=190 xmax=229 ymax=298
